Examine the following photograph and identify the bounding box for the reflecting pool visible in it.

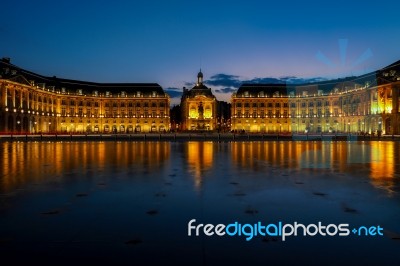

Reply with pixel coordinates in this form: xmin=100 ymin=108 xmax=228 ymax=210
xmin=0 ymin=141 xmax=399 ymax=264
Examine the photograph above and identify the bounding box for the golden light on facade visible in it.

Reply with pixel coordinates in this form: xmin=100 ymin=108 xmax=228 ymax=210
xmin=187 ymin=142 xmax=213 ymax=189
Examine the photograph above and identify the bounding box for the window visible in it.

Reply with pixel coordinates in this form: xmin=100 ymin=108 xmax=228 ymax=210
xmin=334 ymin=108 xmax=339 ymax=116
xmin=275 ymin=103 xmax=280 ymax=108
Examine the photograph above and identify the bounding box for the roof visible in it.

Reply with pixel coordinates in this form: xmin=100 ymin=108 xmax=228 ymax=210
xmin=236 ymin=84 xmax=288 ymax=97
xmin=234 ymin=59 xmax=400 ymax=97
xmin=182 ymin=83 xmax=216 ymax=98
xmin=0 ymin=59 xmax=166 ymax=96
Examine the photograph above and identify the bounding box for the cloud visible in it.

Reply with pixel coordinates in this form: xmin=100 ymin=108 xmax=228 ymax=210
xmin=184 ymin=82 xmax=194 ymax=87
xmin=168 ymin=74 xmax=329 ymax=101
xmin=281 ymin=77 xmax=328 ymax=84
xmin=205 ymin=74 xmax=242 ymax=88
xmin=164 ymin=87 xmax=182 ymax=98
xmin=245 ymin=77 xmax=285 ymax=84
xmin=204 ymin=73 xmax=327 ymax=89
xmin=215 ymin=87 xmax=237 ymax=93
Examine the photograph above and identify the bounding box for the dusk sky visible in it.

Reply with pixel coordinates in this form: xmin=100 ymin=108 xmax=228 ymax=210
xmin=2 ymin=0 xmax=400 ymax=103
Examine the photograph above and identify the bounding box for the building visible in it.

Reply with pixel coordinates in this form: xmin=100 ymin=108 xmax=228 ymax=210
xmin=180 ymin=70 xmax=217 ymax=131
xmin=2 ymin=58 xmax=400 ymax=135
xmin=216 ymin=101 xmax=231 ymax=132
xmin=0 ymin=58 xmax=170 ymax=133
xmin=231 ymin=63 xmax=400 ymax=135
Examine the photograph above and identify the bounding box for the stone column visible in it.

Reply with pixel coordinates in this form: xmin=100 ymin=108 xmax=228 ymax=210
xmin=392 ymin=84 xmax=399 ymax=134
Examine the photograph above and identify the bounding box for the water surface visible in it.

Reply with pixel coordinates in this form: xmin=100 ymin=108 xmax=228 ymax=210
xmin=0 ymin=141 xmax=399 ymax=265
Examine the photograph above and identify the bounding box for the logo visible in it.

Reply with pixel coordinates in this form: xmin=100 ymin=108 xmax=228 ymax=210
xmin=316 ymin=38 xmax=373 ymax=77
xmin=188 ymin=219 xmax=384 ymax=241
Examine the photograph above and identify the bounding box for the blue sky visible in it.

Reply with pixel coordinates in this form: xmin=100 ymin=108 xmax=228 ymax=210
xmin=2 ymin=0 xmax=400 ymax=103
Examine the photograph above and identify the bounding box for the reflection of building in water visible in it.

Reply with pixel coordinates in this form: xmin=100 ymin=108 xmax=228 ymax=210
xmin=0 ymin=58 xmax=170 ymax=134
xmin=0 ymin=142 xmax=170 ymax=193
xmin=230 ymin=142 xmax=399 ymax=182
xmin=186 ymin=142 xmax=214 ymax=188
xmin=231 ymin=142 xmax=336 ymax=170
xmin=368 ymin=142 xmax=396 ymax=194
xmin=180 ymin=70 xmax=217 ymax=131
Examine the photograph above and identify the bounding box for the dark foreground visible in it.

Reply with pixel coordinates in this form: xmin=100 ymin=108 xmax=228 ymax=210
xmin=0 ymin=141 xmax=399 ymax=265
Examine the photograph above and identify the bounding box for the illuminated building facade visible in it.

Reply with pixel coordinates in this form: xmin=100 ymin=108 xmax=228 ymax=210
xmin=180 ymin=70 xmax=217 ymax=130
xmin=231 ymin=74 xmax=400 ymax=135
xmin=0 ymin=59 xmax=170 ymax=133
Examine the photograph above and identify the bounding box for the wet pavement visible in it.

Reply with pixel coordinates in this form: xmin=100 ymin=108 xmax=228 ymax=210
xmin=0 ymin=141 xmax=399 ymax=265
